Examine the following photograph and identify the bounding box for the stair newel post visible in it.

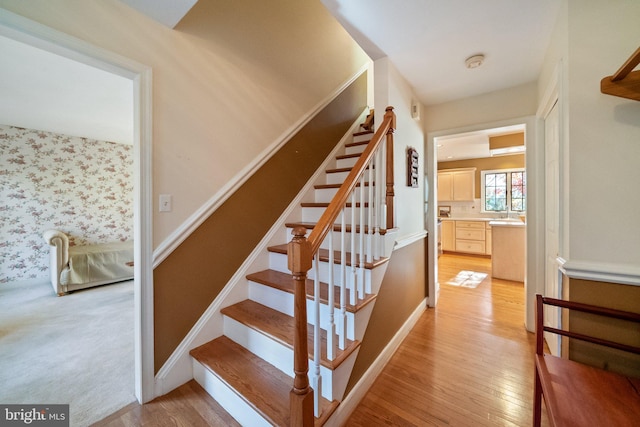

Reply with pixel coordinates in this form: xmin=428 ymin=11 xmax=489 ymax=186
xmin=384 ymin=106 xmax=396 ymax=230
xmin=287 ymin=227 xmax=314 ymax=427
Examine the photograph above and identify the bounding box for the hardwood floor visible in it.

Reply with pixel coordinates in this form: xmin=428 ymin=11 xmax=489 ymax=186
xmin=347 ymin=253 xmax=548 ymax=426
xmin=94 ymin=253 xmax=547 ymax=426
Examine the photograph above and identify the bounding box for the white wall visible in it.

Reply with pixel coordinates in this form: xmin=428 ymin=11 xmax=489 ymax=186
xmin=374 ymin=58 xmax=425 ymax=242
xmin=0 ymin=0 xmax=370 ymax=247
xmin=565 ymin=0 xmax=640 ymax=267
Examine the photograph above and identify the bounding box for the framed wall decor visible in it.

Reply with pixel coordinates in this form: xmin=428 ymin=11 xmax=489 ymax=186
xmin=407 ymin=147 xmax=419 ymax=187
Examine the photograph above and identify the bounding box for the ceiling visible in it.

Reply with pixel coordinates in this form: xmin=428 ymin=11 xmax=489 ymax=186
xmin=0 ymin=35 xmax=133 ymax=145
xmin=0 ymin=1 xmax=560 ymax=151
xmin=323 ymin=0 xmax=561 ymax=107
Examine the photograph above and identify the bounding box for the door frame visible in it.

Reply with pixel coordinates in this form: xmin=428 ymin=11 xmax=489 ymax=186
xmin=426 ymin=115 xmax=540 ymax=330
xmin=0 ymin=10 xmax=155 ymax=403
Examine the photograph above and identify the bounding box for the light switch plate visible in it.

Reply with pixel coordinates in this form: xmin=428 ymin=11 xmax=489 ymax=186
xmin=159 ymin=194 xmax=172 ymax=212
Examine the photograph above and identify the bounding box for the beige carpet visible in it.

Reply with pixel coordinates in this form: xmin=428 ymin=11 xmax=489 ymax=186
xmin=445 ymin=270 xmax=488 ymax=288
xmin=0 ymin=278 xmax=136 ymax=426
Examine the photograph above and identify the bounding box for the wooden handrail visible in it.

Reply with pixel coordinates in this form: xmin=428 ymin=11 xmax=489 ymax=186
xmin=288 ymin=106 xmax=395 ymax=425
xmin=601 ymin=46 xmax=640 ymax=101
xmin=307 ymin=106 xmax=396 ymax=255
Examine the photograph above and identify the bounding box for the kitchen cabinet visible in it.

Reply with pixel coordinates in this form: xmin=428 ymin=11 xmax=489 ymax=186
xmin=437 ymin=168 xmax=475 ymax=201
xmin=441 ymin=220 xmax=455 ymax=251
xmin=490 ymin=221 xmax=525 ymax=281
xmin=485 ymin=225 xmax=492 ymax=255
xmin=455 ymin=220 xmax=486 ymax=255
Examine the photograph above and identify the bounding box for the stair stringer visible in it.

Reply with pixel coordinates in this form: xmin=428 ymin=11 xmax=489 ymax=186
xmin=153 ymin=111 xmax=368 ymax=397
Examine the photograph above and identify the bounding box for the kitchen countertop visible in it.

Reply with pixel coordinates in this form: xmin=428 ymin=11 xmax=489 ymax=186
xmin=489 ymin=220 xmax=526 ymax=227
xmin=439 ymin=217 xmax=524 ymax=222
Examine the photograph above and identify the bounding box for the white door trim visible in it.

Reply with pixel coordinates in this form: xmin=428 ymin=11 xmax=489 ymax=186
xmin=0 ymin=9 xmax=155 ymax=403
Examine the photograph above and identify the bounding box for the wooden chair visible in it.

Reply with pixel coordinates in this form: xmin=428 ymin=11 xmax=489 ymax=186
xmin=533 ymin=294 xmax=640 ymax=426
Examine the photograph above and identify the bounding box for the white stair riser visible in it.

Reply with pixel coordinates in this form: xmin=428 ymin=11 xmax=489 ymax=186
xmin=345 ymin=144 xmax=367 ymax=156
xmin=325 ymin=170 xmax=350 ymax=185
xmin=352 ymin=133 xmax=372 ymax=144
xmin=268 ymin=251 xmax=374 ymax=291
xmin=314 ymin=187 xmax=372 ymax=203
xmin=193 ymin=361 xmax=270 ymax=427
xmin=336 ymin=157 xmax=358 ymax=169
xmin=302 ymin=206 xmax=374 ymax=223
xmin=223 ymin=315 xmax=355 ymax=401
xmin=248 ymin=281 xmax=357 ymax=341
xmin=285 ymin=226 xmax=381 ymax=250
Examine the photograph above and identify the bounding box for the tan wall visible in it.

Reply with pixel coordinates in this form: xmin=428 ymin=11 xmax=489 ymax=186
xmin=345 ymin=239 xmax=426 ymax=395
xmin=489 ymin=133 xmax=524 ymax=150
xmin=567 ymin=278 xmax=640 ymax=378
xmin=153 ymin=74 xmax=367 ymax=371
xmin=437 ymin=154 xmax=525 ymax=198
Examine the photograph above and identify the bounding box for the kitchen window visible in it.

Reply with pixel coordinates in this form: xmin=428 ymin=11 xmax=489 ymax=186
xmin=481 ymin=168 xmax=526 ymax=212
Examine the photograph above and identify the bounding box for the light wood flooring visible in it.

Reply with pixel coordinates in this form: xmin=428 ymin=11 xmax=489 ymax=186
xmin=347 ymin=252 xmax=548 ymax=426
xmin=94 ymin=253 xmax=547 ymax=426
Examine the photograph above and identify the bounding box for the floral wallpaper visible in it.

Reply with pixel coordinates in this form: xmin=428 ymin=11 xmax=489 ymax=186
xmin=0 ymin=124 xmax=133 ymax=284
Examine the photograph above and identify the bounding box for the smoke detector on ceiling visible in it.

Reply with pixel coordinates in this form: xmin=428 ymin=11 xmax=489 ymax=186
xmin=465 ymin=54 xmax=485 ymax=69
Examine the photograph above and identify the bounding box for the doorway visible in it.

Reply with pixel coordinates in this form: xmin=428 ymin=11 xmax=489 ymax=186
xmin=426 ymin=116 xmax=538 ymax=328
xmin=0 ymin=9 xmax=154 ymax=405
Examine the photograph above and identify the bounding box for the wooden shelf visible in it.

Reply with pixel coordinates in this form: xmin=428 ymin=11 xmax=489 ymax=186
xmin=601 ymin=46 xmax=640 ymax=101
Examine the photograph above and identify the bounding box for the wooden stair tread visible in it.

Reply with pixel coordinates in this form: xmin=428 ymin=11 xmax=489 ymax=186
xmin=246 ymin=269 xmax=376 ymax=313
xmin=267 ymin=244 xmax=389 ymax=269
xmin=335 ymin=153 xmax=361 ymax=160
xmin=345 ymin=140 xmax=370 ymax=148
xmin=352 ymin=130 xmax=373 ymax=137
xmin=301 ymin=202 xmax=370 ymax=208
xmin=221 ymin=299 xmax=360 ymax=370
xmin=314 ymin=182 xmax=372 ymax=189
xmin=285 ymin=221 xmax=388 ymax=235
xmin=190 ymin=336 xmax=338 ymax=426
xmin=325 ymin=166 xmax=372 ymax=174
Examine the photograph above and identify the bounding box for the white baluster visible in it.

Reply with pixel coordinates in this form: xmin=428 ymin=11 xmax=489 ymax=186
xmin=350 ymin=192 xmax=357 ymax=306
xmin=312 ymin=255 xmax=321 ymax=417
xmin=367 ymin=158 xmax=374 ymax=263
xmin=339 ymin=209 xmax=347 ymax=350
xmin=358 ymin=174 xmax=366 ymax=300
xmin=327 ymin=231 xmax=336 ymax=360
xmin=374 ymin=147 xmax=382 ymax=260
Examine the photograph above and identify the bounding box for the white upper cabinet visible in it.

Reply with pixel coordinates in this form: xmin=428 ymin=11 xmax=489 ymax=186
xmin=437 ymin=168 xmax=475 ymax=201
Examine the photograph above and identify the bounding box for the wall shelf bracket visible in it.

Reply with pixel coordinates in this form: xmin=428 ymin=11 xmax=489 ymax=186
xmin=600 ymin=46 xmax=640 ymax=101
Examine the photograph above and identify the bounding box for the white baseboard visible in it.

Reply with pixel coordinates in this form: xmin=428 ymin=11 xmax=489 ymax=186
xmin=323 ymin=298 xmax=427 ymax=426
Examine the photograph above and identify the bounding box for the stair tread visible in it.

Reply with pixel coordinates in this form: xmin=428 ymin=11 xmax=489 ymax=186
xmin=285 ymin=221 xmax=388 ymax=235
xmin=190 ymin=336 xmax=338 ymax=426
xmin=335 ymin=153 xmax=361 ymax=160
xmin=345 ymin=140 xmax=370 ymax=147
xmin=301 ymin=202 xmax=369 ymax=208
xmin=247 ymin=269 xmax=376 ymax=313
xmin=268 ymin=244 xmax=389 ymax=269
xmin=352 ymin=130 xmax=373 ymax=137
xmin=314 ymin=182 xmax=373 ymax=190
xmin=221 ymin=299 xmax=360 ymax=370
xmin=325 ymin=165 xmax=372 ymax=174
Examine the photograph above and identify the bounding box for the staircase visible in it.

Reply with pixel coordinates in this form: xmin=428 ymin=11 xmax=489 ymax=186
xmin=190 ymin=109 xmax=396 ymax=426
